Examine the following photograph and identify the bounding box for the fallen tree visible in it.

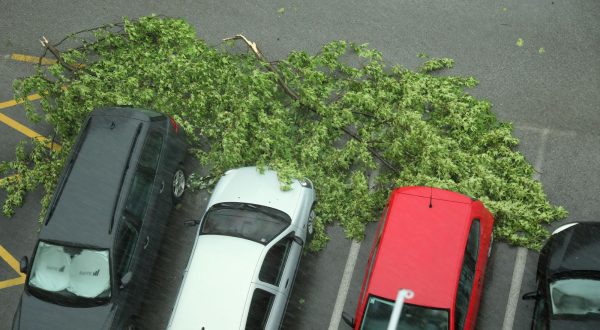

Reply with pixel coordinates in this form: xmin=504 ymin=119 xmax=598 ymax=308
xmin=3 ymin=15 xmax=566 ymax=250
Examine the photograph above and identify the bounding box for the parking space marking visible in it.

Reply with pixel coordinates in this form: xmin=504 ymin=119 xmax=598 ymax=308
xmin=0 ymin=94 xmax=41 ymax=109
xmin=0 ymin=244 xmax=26 ymax=290
xmin=328 ymin=169 xmax=379 ymax=329
xmin=9 ymin=53 xmax=56 ymax=65
xmin=502 ymin=128 xmax=549 ymax=330
xmin=328 ymin=240 xmax=361 ymax=330
xmin=0 ymin=113 xmax=61 ymax=151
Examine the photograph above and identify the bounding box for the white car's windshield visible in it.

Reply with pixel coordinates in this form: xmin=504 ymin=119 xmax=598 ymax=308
xmin=550 ymin=277 xmax=600 ymax=316
xmin=200 ymin=203 xmax=291 ymax=244
xmin=27 ymin=241 xmax=111 ymax=306
xmin=361 ymin=296 xmax=449 ymax=330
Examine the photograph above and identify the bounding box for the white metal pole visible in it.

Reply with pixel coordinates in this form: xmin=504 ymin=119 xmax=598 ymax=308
xmin=387 ymin=289 xmax=414 ymax=330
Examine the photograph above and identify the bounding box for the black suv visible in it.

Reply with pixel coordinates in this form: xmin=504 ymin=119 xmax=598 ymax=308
xmin=12 ymin=107 xmax=187 ymax=330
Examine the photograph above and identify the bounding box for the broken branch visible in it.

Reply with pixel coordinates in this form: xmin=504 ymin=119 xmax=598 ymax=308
xmin=224 ymin=34 xmax=399 ymax=173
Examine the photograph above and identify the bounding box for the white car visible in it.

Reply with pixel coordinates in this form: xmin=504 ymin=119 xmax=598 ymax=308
xmin=168 ymin=166 xmax=316 ymax=330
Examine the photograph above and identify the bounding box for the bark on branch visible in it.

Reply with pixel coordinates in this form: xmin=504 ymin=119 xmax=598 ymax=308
xmin=40 ymin=36 xmax=78 ymax=72
xmin=224 ymin=34 xmax=399 ymax=173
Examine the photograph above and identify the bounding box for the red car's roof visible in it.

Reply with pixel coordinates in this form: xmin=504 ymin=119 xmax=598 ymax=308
xmin=367 ymin=186 xmax=474 ymax=309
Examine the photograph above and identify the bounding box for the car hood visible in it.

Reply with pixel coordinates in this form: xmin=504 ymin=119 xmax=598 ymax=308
xmin=14 ymin=291 xmax=115 ymax=330
xmin=546 ymin=223 xmax=600 ymax=276
xmin=550 ymin=317 xmax=600 ymax=330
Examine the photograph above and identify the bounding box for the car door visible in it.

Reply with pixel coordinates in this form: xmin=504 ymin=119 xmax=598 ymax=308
xmin=134 ymin=129 xmax=168 ymax=252
xmin=531 ymin=293 xmax=550 ymax=330
xmin=455 ymin=219 xmax=480 ymax=330
xmin=112 ymin=217 xmax=143 ymax=325
xmin=244 ymin=284 xmax=280 ymax=330
xmin=256 ymin=233 xmax=301 ymax=328
xmin=119 ymin=133 xmax=163 ymax=302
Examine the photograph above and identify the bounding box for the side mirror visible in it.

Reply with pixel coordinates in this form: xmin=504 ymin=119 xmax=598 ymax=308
xmin=293 ymin=235 xmax=304 ymax=246
xmin=19 ymin=256 xmax=29 ymax=274
xmin=183 ymin=219 xmax=201 ymax=227
xmin=522 ymin=291 xmax=540 ymax=300
xmin=120 ymin=271 xmax=133 ymax=289
xmin=342 ymin=312 xmax=355 ymax=327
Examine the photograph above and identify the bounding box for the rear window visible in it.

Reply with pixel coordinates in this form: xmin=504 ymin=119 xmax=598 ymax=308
xmin=200 ymin=203 xmax=291 ymax=244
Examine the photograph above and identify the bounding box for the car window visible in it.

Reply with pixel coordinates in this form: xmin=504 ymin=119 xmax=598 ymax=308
xmin=123 ymin=132 xmax=162 ymax=220
xmin=245 ymin=288 xmax=275 ymax=330
xmin=201 ymin=203 xmax=291 ymax=244
xmin=549 ymin=278 xmax=600 ymax=316
xmin=360 ymin=207 xmax=388 ymax=304
xmin=114 ymin=221 xmax=139 ymax=279
xmin=124 ymin=171 xmax=153 ymax=220
xmin=455 ymin=219 xmax=480 ymax=329
xmin=138 ymin=132 xmax=163 ymax=171
xmin=27 ymin=241 xmax=111 ymax=306
xmin=360 ymin=295 xmax=449 ymax=330
xmin=259 ymin=237 xmax=292 ymax=286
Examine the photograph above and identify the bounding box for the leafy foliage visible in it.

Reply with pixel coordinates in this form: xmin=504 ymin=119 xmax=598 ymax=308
xmin=4 ymin=16 xmax=566 ymax=250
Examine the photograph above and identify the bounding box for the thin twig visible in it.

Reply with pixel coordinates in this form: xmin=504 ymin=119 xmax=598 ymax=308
xmin=223 ymin=34 xmax=300 ymax=100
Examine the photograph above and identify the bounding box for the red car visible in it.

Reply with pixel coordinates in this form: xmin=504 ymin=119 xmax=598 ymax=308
xmin=343 ymin=186 xmax=494 ymax=330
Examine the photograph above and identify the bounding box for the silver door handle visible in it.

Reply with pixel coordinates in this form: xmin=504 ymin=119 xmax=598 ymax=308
xmin=144 ymin=236 xmax=150 ymax=249
xmin=159 ymin=181 xmax=165 ymax=193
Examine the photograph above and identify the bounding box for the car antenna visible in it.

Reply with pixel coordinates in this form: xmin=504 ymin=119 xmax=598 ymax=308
xmin=428 ymin=186 xmax=433 ymax=208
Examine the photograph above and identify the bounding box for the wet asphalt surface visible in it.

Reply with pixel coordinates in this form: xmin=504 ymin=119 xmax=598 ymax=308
xmin=1 ymin=1 xmax=599 ymax=329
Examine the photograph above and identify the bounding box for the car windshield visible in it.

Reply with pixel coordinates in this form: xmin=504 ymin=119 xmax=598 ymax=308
xmin=360 ymin=295 xmax=449 ymax=330
xmin=550 ymin=277 xmax=600 ymax=316
xmin=27 ymin=241 xmax=111 ymax=306
xmin=200 ymin=203 xmax=291 ymax=244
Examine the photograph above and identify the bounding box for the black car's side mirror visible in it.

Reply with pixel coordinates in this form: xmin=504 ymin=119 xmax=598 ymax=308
xmin=184 ymin=219 xmax=201 ymax=227
xmin=120 ymin=271 xmax=133 ymax=289
xmin=342 ymin=312 xmax=355 ymax=327
xmin=522 ymin=291 xmax=540 ymax=300
xmin=19 ymin=256 xmax=29 ymax=274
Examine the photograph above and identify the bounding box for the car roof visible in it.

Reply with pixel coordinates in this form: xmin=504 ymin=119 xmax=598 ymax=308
xmin=208 ymin=167 xmax=305 ymax=219
xmin=367 ymin=186 xmax=474 ymax=309
xmin=40 ymin=107 xmax=161 ymax=248
xmin=168 ymin=235 xmax=265 ymax=329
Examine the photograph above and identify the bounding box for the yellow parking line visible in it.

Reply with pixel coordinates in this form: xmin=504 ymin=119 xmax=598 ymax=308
xmin=0 ymin=243 xmax=26 ymax=289
xmin=0 ymin=113 xmax=61 ymax=151
xmin=0 ymin=244 xmax=24 ymax=275
xmin=0 ymin=94 xmax=42 ymax=109
xmin=10 ymin=53 xmax=56 ymax=65
xmin=0 ymin=276 xmax=25 ymax=289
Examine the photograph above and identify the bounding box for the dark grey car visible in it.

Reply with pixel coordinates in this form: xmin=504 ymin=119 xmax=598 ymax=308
xmin=12 ymin=107 xmax=187 ymax=330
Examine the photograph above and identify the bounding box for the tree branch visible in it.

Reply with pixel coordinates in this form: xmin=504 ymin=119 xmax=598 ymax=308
xmin=39 ymin=36 xmax=78 ymax=72
xmin=224 ymin=34 xmax=399 ymax=173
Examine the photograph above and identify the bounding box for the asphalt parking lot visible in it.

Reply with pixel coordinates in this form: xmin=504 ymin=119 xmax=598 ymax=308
xmin=1 ymin=0 xmax=599 ymax=329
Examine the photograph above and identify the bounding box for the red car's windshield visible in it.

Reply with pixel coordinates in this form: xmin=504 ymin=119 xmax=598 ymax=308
xmin=360 ymin=295 xmax=449 ymax=330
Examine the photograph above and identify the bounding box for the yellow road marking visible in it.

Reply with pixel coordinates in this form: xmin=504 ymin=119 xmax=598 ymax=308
xmin=0 ymin=245 xmax=22 ymax=273
xmin=0 ymin=94 xmax=42 ymax=109
xmin=0 ymin=113 xmax=61 ymax=151
xmin=0 ymin=276 xmax=26 ymax=289
xmin=10 ymin=53 xmax=57 ymax=65
xmin=0 ymin=244 xmax=26 ymax=289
